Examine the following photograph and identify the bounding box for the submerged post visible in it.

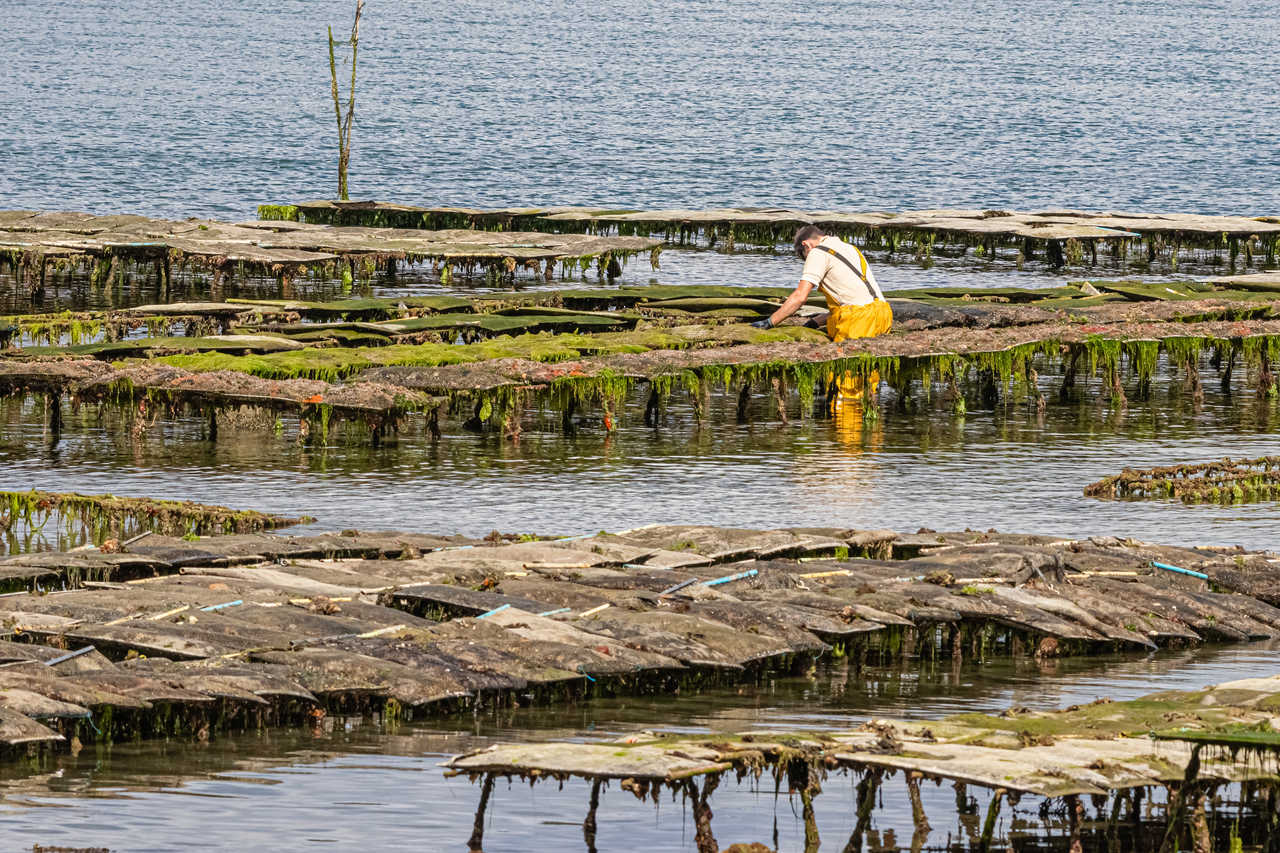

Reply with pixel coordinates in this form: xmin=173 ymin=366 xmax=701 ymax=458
xmin=1188 ymin=786 xmax=1212 ymax=853
xmin=1159 ymin=743 xmax=1203 ymax=853
xmin=682 ymin=774 xmax=721 ymax=853
xmin=583 ymin=778 xmax=602 ymax=853
xmin=644 ymin=388 xmax=660 ymax=428
xmin=468 ymin=772 xmax=495 ymax=852
xmin=906 ymin=771 xmax=931 ymax=849
xmin=977 ymin=787 xmax=1005 ymax=853
xmin=1066 ymin=793 xmax=1083 ymax=853
xmin=1105 ymin=790 xmax=1124 ymax=851
xmin=46 ymin=392 xmax=62 ymax=446
xmin=842 ymin=769 xmax=882 ymax=853
xmin=736 ymin=382 xmax=751 ymax=424
xmin=800 ymin=786 xmax=819 ymax=853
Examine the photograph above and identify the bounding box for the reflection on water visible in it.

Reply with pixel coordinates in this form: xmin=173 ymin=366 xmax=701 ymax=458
xmin=2 ymin=354 xmax=1279 ymax=550
xmin=1 ymin=642 xmax=1274 ymax=851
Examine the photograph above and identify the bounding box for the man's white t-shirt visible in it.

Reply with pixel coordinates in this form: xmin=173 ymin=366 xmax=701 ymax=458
xmin=799 ymin=236 xmax=884 ymax=307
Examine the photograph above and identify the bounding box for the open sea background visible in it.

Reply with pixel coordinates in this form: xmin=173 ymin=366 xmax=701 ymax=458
xmin=3 ymin=0 xmax=1279 ymax=219
xmin=4 ymin=2 xmax=1280 ymax=849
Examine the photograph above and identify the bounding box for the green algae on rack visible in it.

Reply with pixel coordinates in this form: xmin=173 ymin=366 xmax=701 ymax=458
xmin=264 ymin=200 xmax=1280 ymax=270
xmin=0 ymin=303 xmax=296 ymax=349
xmin=8 ymin=284 xmax=1280 ymax=443
xmin=1085 ymin=456 xmax=1280 ymax=504
xmin=6 ymin=309 xmax=1280 ymax=444
xmin=0 ymin=489 xmax=311 ymax=549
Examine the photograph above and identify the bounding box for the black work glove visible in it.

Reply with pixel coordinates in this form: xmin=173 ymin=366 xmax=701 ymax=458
xmin=750 ymin=318 xmax=774 ymax=329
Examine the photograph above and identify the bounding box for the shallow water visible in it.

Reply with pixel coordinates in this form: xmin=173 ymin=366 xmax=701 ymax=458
xmin=1 ymin=643 xmax=1274 ymax=852
xmin=3 ymin=353 xmax=1279 ymax=551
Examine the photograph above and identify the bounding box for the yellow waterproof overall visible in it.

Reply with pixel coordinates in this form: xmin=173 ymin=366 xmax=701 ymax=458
xmin=814 ymin=245 xmax=894 ymax=402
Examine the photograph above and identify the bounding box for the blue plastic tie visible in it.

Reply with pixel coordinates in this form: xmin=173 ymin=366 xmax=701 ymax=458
xmin=200 ymin=599 xmax=243 ymax=612
xmin=703 ymin=568 xmax=759 ymax=587
xmin=477 ymin=603 xmax=511 ymax=619
xmin=1151 ymin=561 xmax=1209 ymax=580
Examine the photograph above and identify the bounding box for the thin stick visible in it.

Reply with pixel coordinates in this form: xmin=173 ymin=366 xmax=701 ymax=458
xmin=327 ymin=0 xmax=364 ymax=200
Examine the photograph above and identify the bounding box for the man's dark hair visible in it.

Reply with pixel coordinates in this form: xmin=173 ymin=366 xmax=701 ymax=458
xmin=794 ymin=225 xmax=826 ymax=258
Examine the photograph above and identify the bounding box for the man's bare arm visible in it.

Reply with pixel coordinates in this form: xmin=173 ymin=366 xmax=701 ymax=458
xmin=766 ymin=280 xmax=815 ymax=326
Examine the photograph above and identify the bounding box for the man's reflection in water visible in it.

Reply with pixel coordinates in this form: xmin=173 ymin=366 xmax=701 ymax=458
xmin=829 ymin=372 xmax=883 ymax=452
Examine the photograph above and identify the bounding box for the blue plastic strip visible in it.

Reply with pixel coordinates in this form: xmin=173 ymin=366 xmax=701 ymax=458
xmin=200 ymin=599 xmax=243 ymax=612
xmin=577 ymin=665 xmax=596 ymax=682
xmin=538 ymin=607 xmax=571 ymax=617
xmin=477 ymin=603 xmax=511 ymax=619
xmin=1151 ymin=561 xmax=1209 ymax=580
xmin=703 ymin=568 xmax=759 ymax=587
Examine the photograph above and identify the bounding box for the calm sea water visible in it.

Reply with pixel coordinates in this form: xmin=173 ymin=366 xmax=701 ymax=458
xmin=3 ymin=0 xmax=1279 ymax=219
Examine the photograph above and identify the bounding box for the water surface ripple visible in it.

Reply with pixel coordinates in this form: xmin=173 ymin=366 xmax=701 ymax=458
xmin=4 ymin=0 xmax=1278 ymax=218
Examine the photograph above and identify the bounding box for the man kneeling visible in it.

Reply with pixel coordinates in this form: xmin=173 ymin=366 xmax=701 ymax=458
xmin=751 ymin=225 xmax=892 ymax=342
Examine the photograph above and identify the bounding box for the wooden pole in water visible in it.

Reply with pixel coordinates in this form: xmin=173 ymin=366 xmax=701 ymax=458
xmin=771 ymin=377 xmax=788 ymax=424
xmin=977 ymin=787 xmax=1004 ymax=853
xmin=683 ymin=774 xmax=720 ymax=853
xmin=46 ymin=392 xmax=62 ymax=447
xmin=1060 ymin=348 xmax=1080 ymax=403
xmin=467 ymin=772 xmax=495 ymax=853
xmin=906 ymin=771 xmax=931 ymax=851
xmin=562 ymin=397 xmax=577 ymax=434
xmin=800 ymin=785 xmax=820 ymax=853
xmin=1189 ymin=786 xmax=1212 ymax=853
xmin=644 ymin=388 xmax=660 ymax=428
xmin=1066 ymin=793 xmax=1083 ymax=853
xmin=841 ymin=769 xmax=882 ymax=853
xmin=1105 ymin=790 xmax=1124 ymax=852
xmin=1158 ymin=743 xmax=1202 ymax=853
xmin=583 ymin=777 xmax=602 ymax=853
xmin=1267 ymin=782 xmax=1280 ymax=853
